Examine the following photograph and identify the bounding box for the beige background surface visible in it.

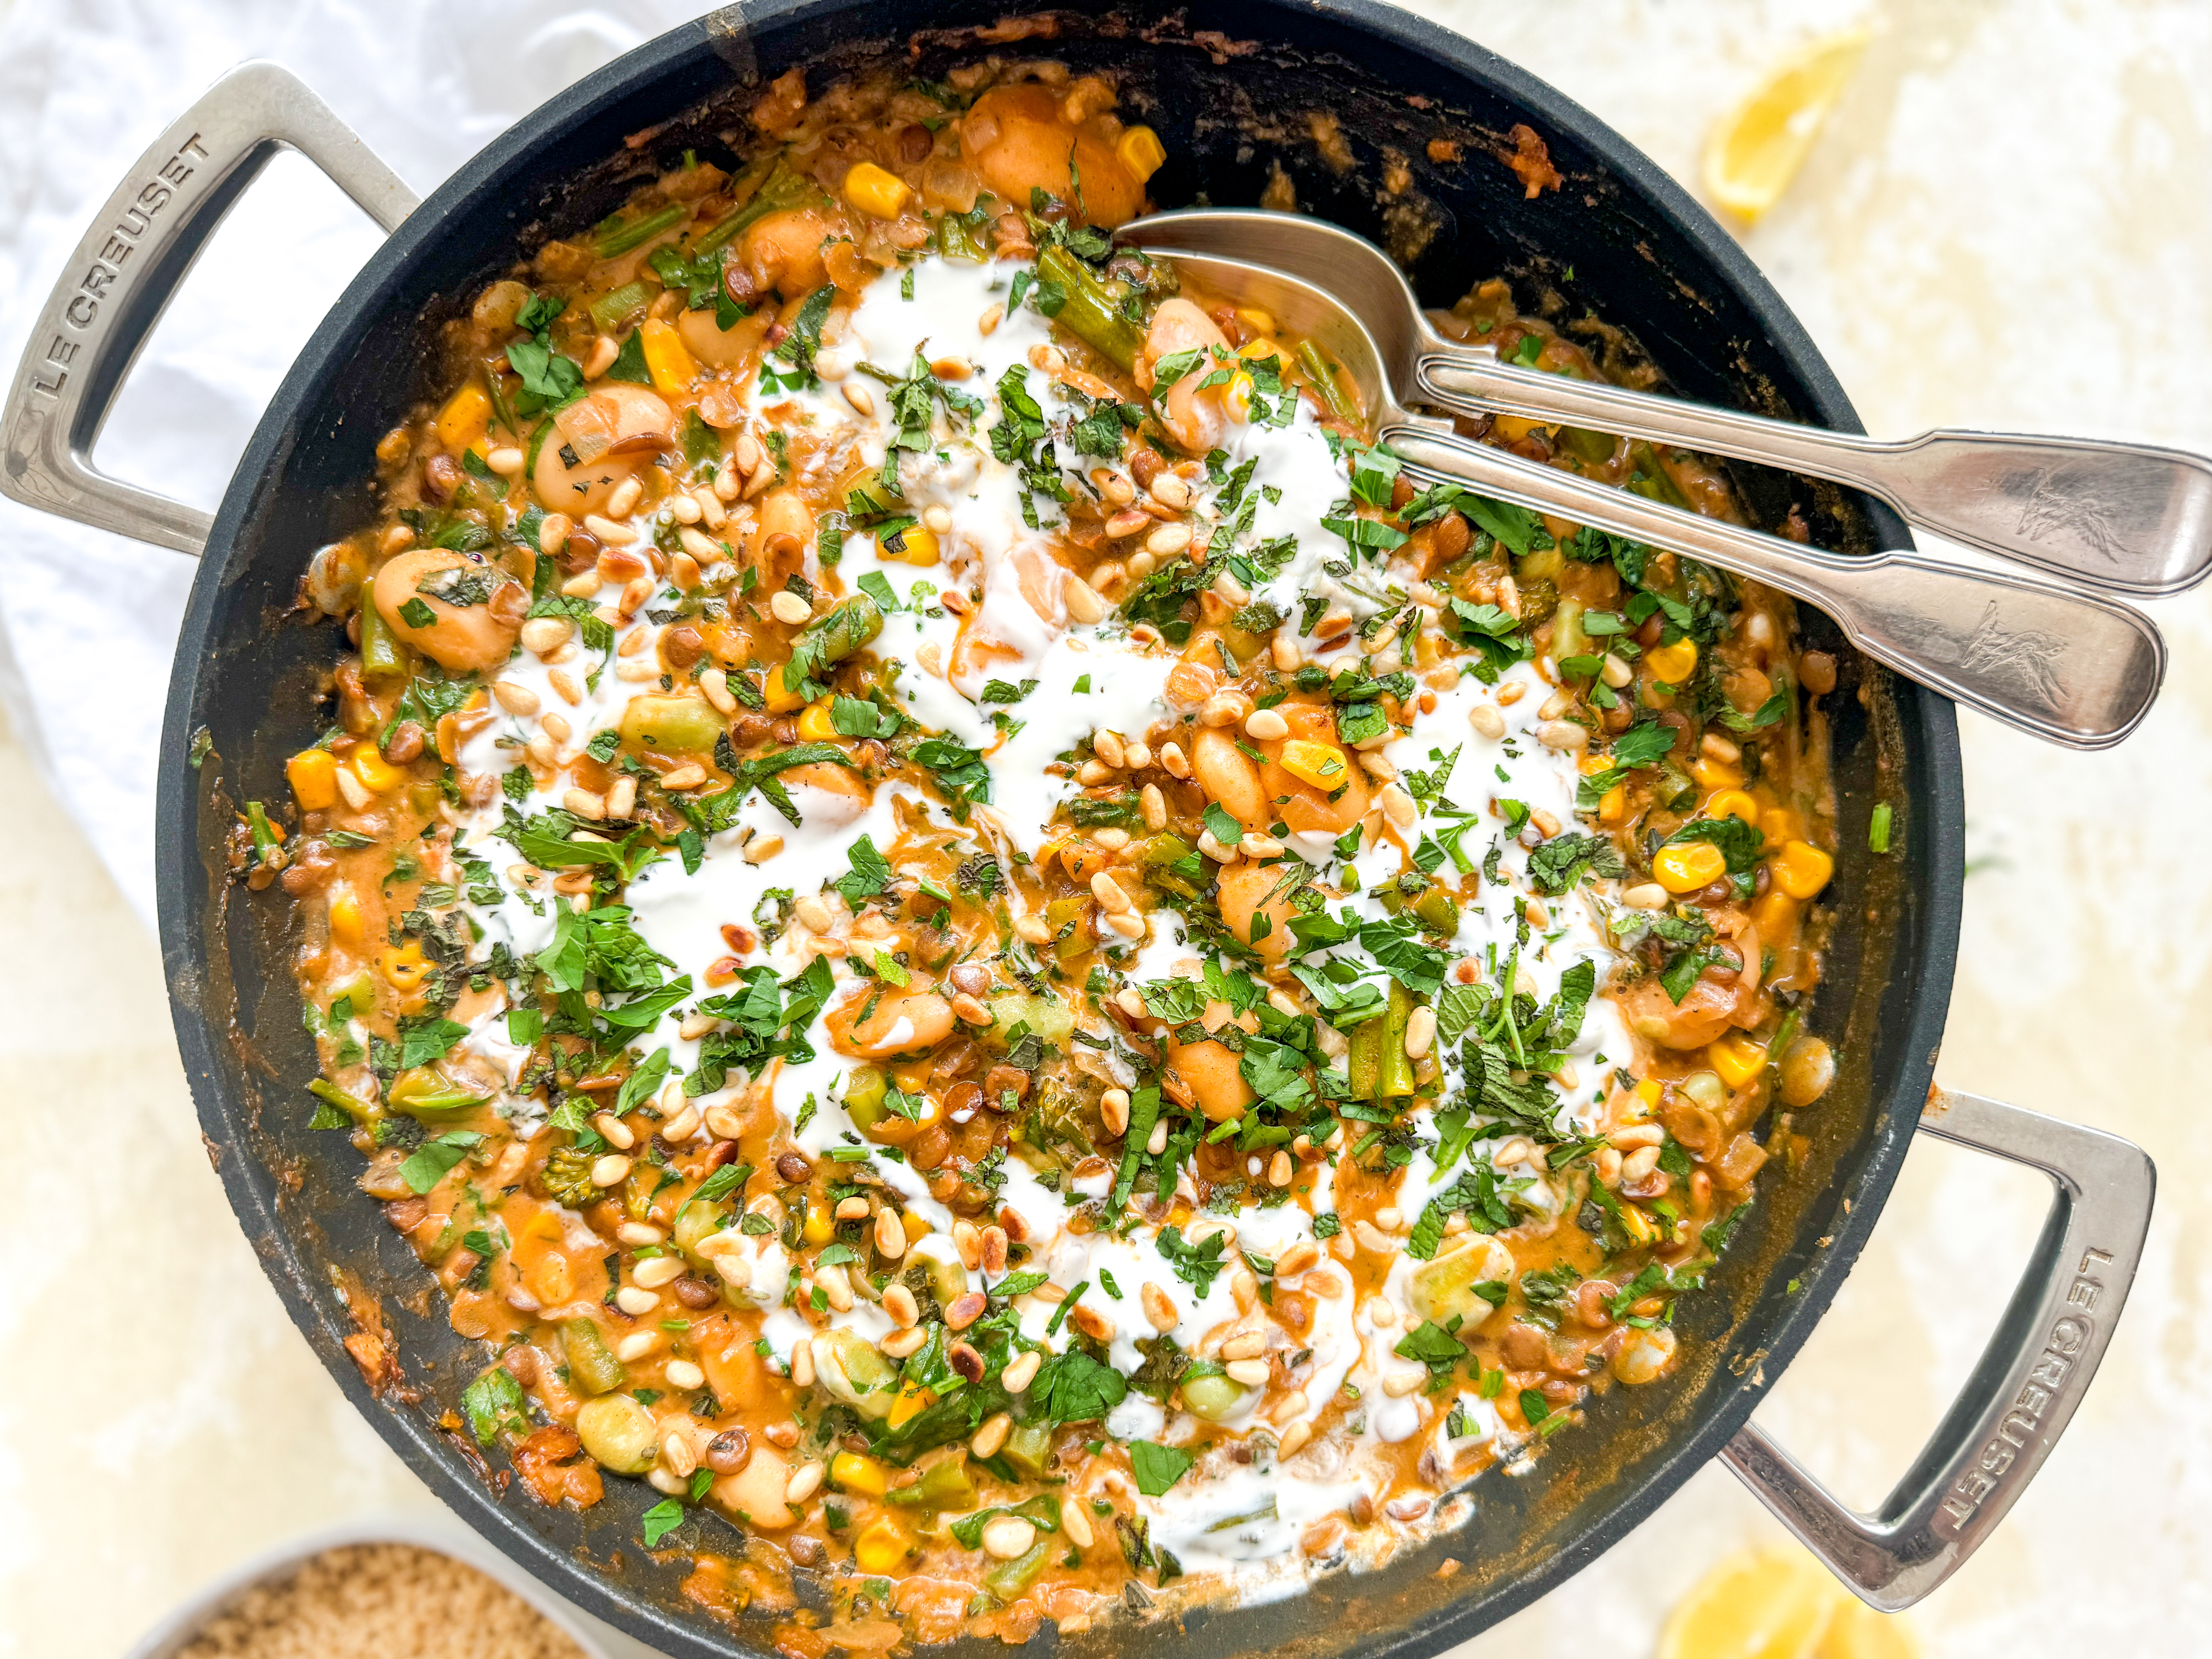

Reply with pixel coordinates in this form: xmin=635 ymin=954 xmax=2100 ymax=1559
xmin=2 ymin=1 xmax=2208 ymax=1654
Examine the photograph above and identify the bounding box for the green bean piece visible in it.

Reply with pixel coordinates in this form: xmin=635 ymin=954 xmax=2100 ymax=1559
xmin=560 ymin=1317 xmax=628 ymax=1397
xmin=980 ymin=1539 xmax=1052 ymax=1598
xmin=592 ymin=203 xmax=686 ymax=261
xmin=1347 ymin=1007 xmax=1384 ymax=1101
xmin=588 ymin=280 xmax=652 ymax=334
xmin=1297 ymin=339 xmax=1361 ymax=428
xmin=695 ymin=157 xmax=821 ymax=255
xmin=1375 ymin=982 xmax=1417 ymax=1100
xmin=936 ymin=210 xmax=990 ymax=264
xmin=358 ymin=599 xmax=407 ymax=682
xmin=482 ymin=367 xmax=521 ymax=439
xmin=1036 ymin=246 xmax=1142 ymax=371
xmin=1001 ymin=1420 xmax=1053 ymax=1480
xmin=799 ymin=594 xmax=885 ymax=668
xmin=1765 ymin=1007 xmax=1803 ymax=1087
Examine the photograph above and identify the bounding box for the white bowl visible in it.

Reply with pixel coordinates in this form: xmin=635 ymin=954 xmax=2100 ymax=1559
xmin=120 ymin=1510 xmax=664 ymax=1659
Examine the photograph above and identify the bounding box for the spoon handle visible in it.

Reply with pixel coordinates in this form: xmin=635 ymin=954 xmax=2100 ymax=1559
xmin=1416 ymin=348 xmax=2212 ymax=598
xmin=1380 ymin=425 xmax=2166 ymax=750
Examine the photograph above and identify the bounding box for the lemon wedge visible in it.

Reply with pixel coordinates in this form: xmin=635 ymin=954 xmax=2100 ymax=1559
xmin=1658 ymin=1547 xmax=1842 ymax=1659
xmin=1702 ymin=28 xmax=1870 ymax=222
xmin=1815 ymin=1599 xmax=1921 ymax=1659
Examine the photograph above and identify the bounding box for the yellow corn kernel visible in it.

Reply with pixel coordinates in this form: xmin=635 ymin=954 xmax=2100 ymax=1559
xmin=288 ymin=748 xmax=339 ymax=811
xmin=1771 ymin=839 xmax=1835 ymax=900
xmin=797 ymin=702 xmax=838 ymax=742
xmin=1491 ymin=414 xmax=1558 ymax=444
xmin=802 ymin=1205 xmax=835 ymax=1245
xmin=1597 ymin=783 xmax=1627 ymax=825
xmin=1760 ymin=806 xmax=1802 ymax=845
xmin=879 ymin=522 xmax=939 ymax=566
xmin=1225 ymin=369 xmax=1256 ymax=422
xmin=762 ymin=664 xmax=805 ymax=714
xmin=1707 ymin=788 xmax=1759 ymax=825
xmin=379 ymin=942 xmax=430 ymax=991
xmin=1653 ymin=840 xmax=1727 ymax=894
xmin=1645 ymin=638 xmax=1698 ymax=684
xmin=853 ymin=1516 xmax=911 ymax=1575
xmin=328 ymin=888 xmax=366 ymax=949
xmin=638 ymin=318 xmax=698 ymax=397
xmin=434 ymin=381 xmax=491 ymax=453
xmin=830 ymin=1451 xmax=890 ymax=1497
xmin=886 ymin=1380 xmax=937 ymax=1429
xmin=1692 ymin=755 xmax=1745 ymax=790
xmin=1708 ymin=1033 xmax=1768 ymax=1090
xmin=1751 ymin=891 xmax=1798 ymax=939
xmin=350 ymin=747 xmax=404 ymax=793
xmin=1279 ymin=738 xmax=1350 ymax=791
xmin=844 ymin=161 xmax=911 ymax=219
xmin=1116 ymin=125 xmax=1166 ymax=184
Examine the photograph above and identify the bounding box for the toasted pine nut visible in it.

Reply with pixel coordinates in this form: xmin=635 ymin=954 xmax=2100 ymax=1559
xmin=970 ymin=1412 xmax=1012 ymax=1459
xmin=1141 ymin=1283 xmax=1178 ymax=1332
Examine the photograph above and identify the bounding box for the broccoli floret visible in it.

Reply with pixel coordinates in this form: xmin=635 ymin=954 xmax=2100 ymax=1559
xmin=540 ymin=1145 xmax=601 ymax=1208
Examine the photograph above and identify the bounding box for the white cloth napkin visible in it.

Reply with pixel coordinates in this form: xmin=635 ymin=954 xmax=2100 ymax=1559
xmin=0 ymin=0 xmax=727 ymax=930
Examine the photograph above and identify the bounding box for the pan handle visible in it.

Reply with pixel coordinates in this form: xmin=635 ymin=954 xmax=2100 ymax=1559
xmin=0 ymin=61 xmax=416 ymax=557
xmin=1721 ymin=1088 xmax=2154 ymax=1609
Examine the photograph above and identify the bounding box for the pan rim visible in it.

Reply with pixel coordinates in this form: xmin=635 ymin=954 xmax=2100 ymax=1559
xmin=152 ymin=5 xmax=1962 ymax=1654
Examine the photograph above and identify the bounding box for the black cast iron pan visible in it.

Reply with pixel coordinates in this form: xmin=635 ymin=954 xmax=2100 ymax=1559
xmin=0 ymin=5 xmax=2154 ymax=1655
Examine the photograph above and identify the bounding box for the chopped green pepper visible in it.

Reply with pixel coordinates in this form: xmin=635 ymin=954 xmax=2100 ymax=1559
xmin=560 ymin=1317 xmax=627 ymax=1397
xmin=1001 ymin=1420 xmax=1053 ymax=1480
xmin=888 ymin=1454 xmax=978 ymax=1511
xmin=980 ymin=1539 xmax=1052 ymax=1598
xmin=588 ymin=280 xmax=652 ymax=333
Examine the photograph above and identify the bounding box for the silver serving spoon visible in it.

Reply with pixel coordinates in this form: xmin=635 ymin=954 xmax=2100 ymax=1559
xmin=1129 ymin=248 xmax=2165 ymax=750
xmin=1129 ymin=209 xmax=2212 ymax=599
